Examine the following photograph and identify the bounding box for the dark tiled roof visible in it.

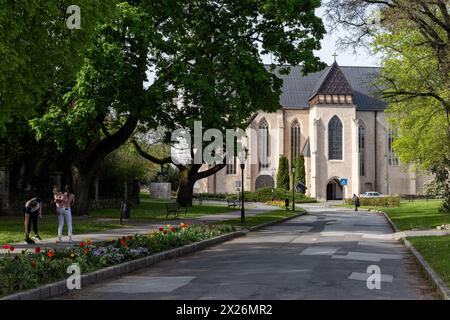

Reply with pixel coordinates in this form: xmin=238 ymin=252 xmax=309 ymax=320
xmin=267 ymin=64 xmax=387 ymax=111
xmin=309 ymin=62 xmax=353 ymax=99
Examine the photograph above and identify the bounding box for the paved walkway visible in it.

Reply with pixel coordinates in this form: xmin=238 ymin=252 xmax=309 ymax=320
xmin=58 ymin=204 xmax=437 ymax=300
xmin=0 ymin=202 xmax=278 ymax=256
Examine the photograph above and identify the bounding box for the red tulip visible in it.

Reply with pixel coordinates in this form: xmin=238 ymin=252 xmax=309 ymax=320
xmin=2 ymin=244 xmax=9 ymax=250
xmin=79 ymin=242 xmax=85 ymax=248
xmin=163 ymin=230 xmax=168 ymax=235
xmin=159 ymin=227 xmax=164 ymax=231
xmin=35 ymin=247 xmax=41 ymax=254
xmin=46 ymin=250 xmax=55 ymax=258
xmin=31 ymin=260 xmax=37 ymax=268
xmin=9 ymin=246 xmax=15 ymax=252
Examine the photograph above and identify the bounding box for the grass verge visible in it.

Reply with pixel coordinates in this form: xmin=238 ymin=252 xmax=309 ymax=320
xmin=0 ymin=217 xmax=122 ymax=244
xmin=219 ymin=209 xmax=301 ymax=229
xmin=378 ymin=200 xmax=450 ymax=231
xmin=408 ymin=236 xmax=450 ymax=289
xmin=340 ymin=200 xmax=448 ymax=231
xmin=89 ymin=199 xmax=237 ymax=221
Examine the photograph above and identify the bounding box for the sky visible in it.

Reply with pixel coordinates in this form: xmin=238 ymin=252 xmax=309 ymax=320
xmin=314 ymin=32 xmax=380 ymax=67
xmin=262 ymin=8 xmax=381 ymax=67
xmin=261 ymin=33 xmax=380 ymax=67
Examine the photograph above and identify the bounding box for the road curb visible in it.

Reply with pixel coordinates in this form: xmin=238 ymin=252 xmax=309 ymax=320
xmin=1 ymin=230 xmax=247 ymax=301
xmin=248 ymin=212 xmax=306 ymax=231
xmin=374 ymin=209 xmax=450 ymax=300
xmin=402 ymin=238 xmax=450 ymax=300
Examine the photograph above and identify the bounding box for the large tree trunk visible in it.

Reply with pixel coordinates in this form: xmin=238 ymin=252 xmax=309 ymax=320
xmin=175 ymin=163 xmax=227 ymax=207
xmin=71 ymin=167 xmax=93 ymax=216
xmin=177 ymin=169 xmax=195 ymax=207
xmin=70 ymin=116 xmax=138 ymax=215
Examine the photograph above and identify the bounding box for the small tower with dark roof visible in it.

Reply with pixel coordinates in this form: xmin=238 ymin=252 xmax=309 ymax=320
xmin=308 ymin=62 xmax=354 ymax=106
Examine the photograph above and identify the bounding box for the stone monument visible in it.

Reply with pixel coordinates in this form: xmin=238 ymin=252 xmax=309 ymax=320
xmin=149 ymin=165 xmax=171 ymax=200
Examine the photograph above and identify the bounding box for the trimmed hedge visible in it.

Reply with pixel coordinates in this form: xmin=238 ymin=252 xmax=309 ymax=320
xmin=194 ymin=193 xmax=228 ymax=200
xmin=241 ymin=187 xmax=316 ymax=203
xmin=277 ymin=156 xmax=290 ymax=190
xmin=293 ymin=156 xmax=306 ymax=194
xmin=195 ymin=188 xmax=317 ymax=204
xmin=345 ymin=196 xmax=401 ymax=207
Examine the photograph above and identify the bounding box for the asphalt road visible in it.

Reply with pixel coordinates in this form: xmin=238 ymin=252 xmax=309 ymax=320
xmin=58 ymin=204 xmax=437 ymax=300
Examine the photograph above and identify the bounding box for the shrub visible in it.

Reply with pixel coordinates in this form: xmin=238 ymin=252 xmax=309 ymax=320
xmin=196 ymin=188 xmax=317 ymax=204
xmin=226 ymin=187 xmax=316 ymax=203
xmin=194 ymin=193 xmax=229 ymax=200
xmin=345 ymin=196 xmax=400 ymax=207
xmin=293 ymin=156 xmax=306 ymax=194
xmin=277 ymin=156 xmax=290 ymax=190
xmin=423 ymin=179 xmax=447 ymax=199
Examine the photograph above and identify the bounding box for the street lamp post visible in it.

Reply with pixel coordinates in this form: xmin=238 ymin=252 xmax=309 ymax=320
xmin=292 ymin=165 xmax=295 ymax=212
xmin=240 ymin=148 xmax=249 ymax=223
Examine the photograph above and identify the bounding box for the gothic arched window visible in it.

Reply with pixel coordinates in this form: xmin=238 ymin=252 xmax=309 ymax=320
xmin=328 ymin=116 xmax=343 ymax=160
xmin=359 ymin=125 xmax=365 ymax=176
xmin=259 ymin=119 xmax=270 ymax=169
xmin=291 ymin=121 xmax=301 ymax=162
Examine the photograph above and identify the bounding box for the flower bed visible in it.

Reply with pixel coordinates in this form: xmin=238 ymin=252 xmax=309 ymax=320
xmin=265 ymin=200 xmax=289 ymax=208
xmin=0 ymin=223 xmax=234 ymax=297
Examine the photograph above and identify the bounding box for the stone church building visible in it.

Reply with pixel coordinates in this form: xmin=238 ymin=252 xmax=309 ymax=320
xmin=198 ymin=62 xmax=430 ymax=201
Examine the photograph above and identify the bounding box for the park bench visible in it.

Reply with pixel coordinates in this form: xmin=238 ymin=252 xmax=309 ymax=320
xmin=227 ymin=199 xmax=241 ymax=208
xmin=165 ymin=202 xmax=188 ymax=219
xmin=193 ymin=196 xmax=203 ymax=205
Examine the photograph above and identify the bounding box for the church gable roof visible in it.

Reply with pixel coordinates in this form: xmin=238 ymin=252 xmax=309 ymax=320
xmin=308 ymin=62 xmax=353 ymax=100
xmin=266 ymin=64 xmax=387 ymax=112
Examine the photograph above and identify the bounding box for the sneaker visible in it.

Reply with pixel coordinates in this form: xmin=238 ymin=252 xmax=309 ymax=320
xmin=56 ymin=237 xmax=62 ymax=243
xmin=33 ymin=235 xmax=42 ymax=241
xmin=25 ymin=237 xmax=35 ymax=245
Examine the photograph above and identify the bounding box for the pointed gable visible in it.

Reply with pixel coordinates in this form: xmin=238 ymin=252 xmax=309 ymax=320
xmin=308 ymin=62 xmax=353 ymax=105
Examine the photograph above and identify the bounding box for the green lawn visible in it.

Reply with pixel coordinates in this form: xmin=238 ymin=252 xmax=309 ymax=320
xmin=0 ymin=199 xmax=244 ymax=244
xmin=0 ymin=216 xmax=122 ymax=244
xmin=340 ymin=200 xmax=448 ymax=231
xmin=219 ymin=209 xmax=301 ymax=229
xmin=373 ymin=200 xmax=449 ymax=231
xmin=408 ymin=236 xmax=450 ymax=288
xmin=89 ymin=198 xmax=238 ymax=221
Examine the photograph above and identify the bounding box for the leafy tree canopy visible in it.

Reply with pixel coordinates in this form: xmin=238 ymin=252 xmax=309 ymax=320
xmin=0 ymin=0 xmax=118 ymax=128
xmin=374 ymin=26 xmax=450 ymax=171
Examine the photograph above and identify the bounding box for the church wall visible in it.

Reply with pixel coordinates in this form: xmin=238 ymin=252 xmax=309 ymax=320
xmin=250 ymin=112 xmax=282 ymax=190
xmin=356 ymin=111 xmax=377 ymax=194
xmin=310 ymin=104 xmax=357 ymax=201
xmin=283 ymin=109 xmax=310 ymax=190
xmin=374 ymin=112 xmax=388 ymax=194
xmin=199 ymin=107 xmax=433 ymax=198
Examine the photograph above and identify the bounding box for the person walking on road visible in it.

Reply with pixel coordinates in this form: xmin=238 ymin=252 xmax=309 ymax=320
xmin=352 ymin=194 xmax=360 ymax=212
xmin=24 ymin=197 xmax=42 ymax=244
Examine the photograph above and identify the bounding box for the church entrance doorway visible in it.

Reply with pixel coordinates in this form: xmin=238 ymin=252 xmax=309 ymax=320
xmin=326 ymin=179 xmax=343 ymax=200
